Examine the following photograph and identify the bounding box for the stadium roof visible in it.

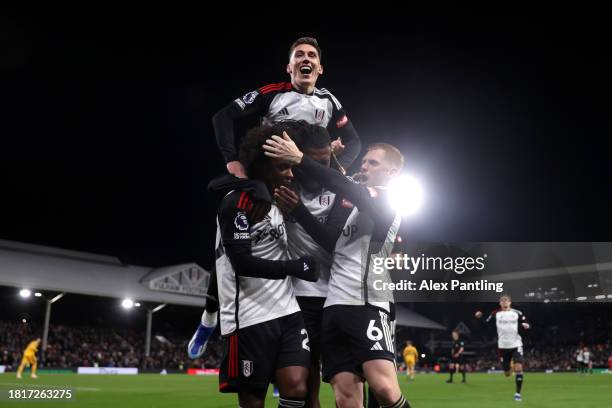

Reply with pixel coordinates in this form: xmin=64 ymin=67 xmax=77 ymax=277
xmin=395 ymin=305 xmax=446 ymax=330
xmin=0 ymin=240 xmax=448 ymax=329
xmin=0 ymin=240 xmax=210 ymax=307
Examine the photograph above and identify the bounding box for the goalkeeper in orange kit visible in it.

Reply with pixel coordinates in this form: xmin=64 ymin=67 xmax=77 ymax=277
xmin=16 ymin=338 xmax=41 ymax=379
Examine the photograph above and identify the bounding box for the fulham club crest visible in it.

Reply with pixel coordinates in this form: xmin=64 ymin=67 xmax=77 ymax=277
xmin=319 ymin=195 xmax=331 ymax=207
xmin=242 ymin=360 xmax=253 ymax=377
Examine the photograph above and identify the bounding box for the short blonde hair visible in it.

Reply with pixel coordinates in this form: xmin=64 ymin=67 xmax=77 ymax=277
xmin=367 ymin=143 xmax=404 ymax=171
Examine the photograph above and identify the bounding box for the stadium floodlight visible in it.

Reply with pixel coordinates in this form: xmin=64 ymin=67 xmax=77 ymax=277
xmin=576 ymin=296 xmax=587 ymax=301
xmin=387 ymin=174 xmax=424 ymax=216
xmin=121 ymin=298 xmax=134 ymax=309
xmin=135 ymin=303 xmax=141 ymax=307
xmin=595 ymin=295 xmax=605 ymax=300
xmin=19 ymin=289 xmax=32 ymax=298
xmin=22 ymin=319 xmax=27 ymax=323
xmin=34 ymin=292 xmax=42 ymax=297
xmin=421 ymin=354 xmax=426 ymax=358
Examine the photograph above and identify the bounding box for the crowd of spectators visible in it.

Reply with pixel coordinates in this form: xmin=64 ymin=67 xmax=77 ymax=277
xmin=0 ymin=320 xmax=223 ymax=370
xmin=2 ymin=320 xmax=610 ymax=372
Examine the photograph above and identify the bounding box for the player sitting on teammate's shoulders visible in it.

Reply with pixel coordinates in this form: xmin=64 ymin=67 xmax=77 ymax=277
xmin=213 ymin=37 xmax=360 ymax=179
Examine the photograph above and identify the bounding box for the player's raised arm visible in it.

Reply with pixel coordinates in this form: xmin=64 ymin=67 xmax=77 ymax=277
xmin=518 ymin=310 xmax=530 ymax=331
xmin=475 ymin=309 xmax=497 ymax=323
xmin=212 ymin=88 xmax=273 ymax=178
xmin=326 ymin=95 xmax=361 ymax=168
xmin=264 ymin=132 xmax=375 ymax=214
xmin=275 ymin=185 xmax=351 ymax=253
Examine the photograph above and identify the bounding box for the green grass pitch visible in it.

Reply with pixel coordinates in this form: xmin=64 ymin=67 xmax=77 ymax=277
xmin=1 ymin=372 xmax=610 ymax=407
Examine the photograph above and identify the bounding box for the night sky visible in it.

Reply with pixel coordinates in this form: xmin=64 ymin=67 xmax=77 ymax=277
xmin=3 ymin=15 xmax=612 ymax=271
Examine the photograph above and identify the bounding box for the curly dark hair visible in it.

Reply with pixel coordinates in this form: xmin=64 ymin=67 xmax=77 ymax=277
xmin=238 ymin=122 xmax=301 ymax=179
xmin=294 ymin=121 xmax=331 ymax=150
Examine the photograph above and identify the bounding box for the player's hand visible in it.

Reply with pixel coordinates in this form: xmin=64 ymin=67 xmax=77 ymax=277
xmin=474 ymin=311 xmax=483 ymax=319
xmin=292 ymin=256 xmax=320 ymax=282
xmin=263 ymin=131 xmax=304 ymax=165
xmin=274 ymin=186 xmax=300 ymax=215
xmin=522 ymin=323 xmax=530 ymax=330
xmin=227 ymin=161 xmax=247 ymax=178
xmin=331 ymin=138 xmax=345 ymax=155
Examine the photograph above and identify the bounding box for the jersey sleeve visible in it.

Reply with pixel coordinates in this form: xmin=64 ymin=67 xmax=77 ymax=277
xmin=218 ymin=190 xmax=307 ymax=279
xmin=484 ymin=309 xmax=498 ymax=324
xmin=291 ymin=193 xmax=352 ymax=253
xmin=297 ymin=156 xmax=397 ymax=241
xmin=218 ymin=190 xmax=254 ymax=247
xmin=324 ymin=89 xmax=361 ymax=169
xmin=212 ymin=86 xmax=276 ymax=163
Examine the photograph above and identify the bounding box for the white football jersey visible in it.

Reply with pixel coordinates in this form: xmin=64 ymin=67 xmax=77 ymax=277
xmin=287 ymin=190 xmax=336 ymax=298
xmin=324 ymin=191 xmax=401 ymax=311
xmin=216 ymin=202 xmax=299 ymax=336
xmin=486 ymin=308 xmax=526 ymax=349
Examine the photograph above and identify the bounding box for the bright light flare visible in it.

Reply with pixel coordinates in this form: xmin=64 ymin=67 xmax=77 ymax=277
xmin=121 ymin=299 xmax=134 ymax=309
xmin=387 ymin=175 xmax=424 ymax=216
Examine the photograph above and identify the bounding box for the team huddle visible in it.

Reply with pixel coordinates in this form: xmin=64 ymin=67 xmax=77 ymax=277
xmin=187 ymin=37 xmax=531 ymax=407
xmin=188 ymin=37 xmax=407 ymax=408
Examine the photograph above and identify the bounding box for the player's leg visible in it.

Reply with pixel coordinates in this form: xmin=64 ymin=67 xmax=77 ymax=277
xmin=238 ymin=389 xmax=267 ymax=408
xmin=16 ymin=358 xmax=27 ymax=378
xmin=357 ymin=306 xmax=410 ymax=407
xmin=330 ymin=372 xmax=364 ymax=408
xmin=513 ymin=348 xmax=524 ymax=401
xmin=31 ymin=357 xmax=38 ymax=378
xmin=188 ymin=268 xmax=219 ymax=358
xmin=367 ymin=385 xmax=381 ymax=408
xmin=501 ymin=349 xmax=512 ymax=377
xmin=304 ymin=359 xmax=321 ymax=407
xmin=296 ymin=297 xmax=324 ymax=408
xmin=275 ymin=312 xmax=311 ymax=407
xmin=447 ymin=362 xmax=455 ymax=383
xmin=363 ymin=359 xmax=410 ymax=407
xmin=321 ymin=306 xmax=364 ymax=408
xmin=276 ymin=366 xmax=309 ymax=407
xmin=219 ymin=322 xmax=278 ymax=406
xmin=460 ymin=364 xmax=466 ymax=383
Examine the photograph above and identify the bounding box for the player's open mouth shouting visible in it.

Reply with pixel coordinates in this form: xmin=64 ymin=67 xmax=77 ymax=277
xmin=299 ymin=64 xmax=313 ymax=77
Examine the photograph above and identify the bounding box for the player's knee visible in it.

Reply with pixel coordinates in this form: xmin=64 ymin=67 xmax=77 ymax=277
xmin=280 ymin=377 xmax=308 ymax=397
xmin=238 ymin=392 xmax=265 ymax=408
xmin=334 ymin=391 xmax=358 ymax=408
xmin=331 ymin=381 xmax=360 ymax=408
xmin=514 ymin=364 xmax=523 ymax=373
xmin=370 ymin=382 xmax=399 ymax=405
